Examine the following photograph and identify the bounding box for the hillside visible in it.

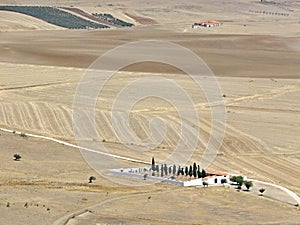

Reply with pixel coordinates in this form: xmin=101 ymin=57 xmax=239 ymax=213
xmin=0 ymin=11 xmax=60 ymax=31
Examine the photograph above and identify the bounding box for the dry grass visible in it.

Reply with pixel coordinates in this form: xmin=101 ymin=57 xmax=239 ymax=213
xmin=0 ymin=0 xmax=299 ymax=224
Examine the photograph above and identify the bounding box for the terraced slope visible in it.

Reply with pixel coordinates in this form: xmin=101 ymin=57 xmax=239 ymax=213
xmin=0 ymin=5 xmax=109 ymax=29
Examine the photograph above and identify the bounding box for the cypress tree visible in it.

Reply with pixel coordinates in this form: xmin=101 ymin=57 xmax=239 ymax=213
xmin=164 ymin=164 xmax=168 ymax=175
xmin=197 ymin=170 xmax=201 ymax=178
xmin=201 ymin=169 xmax=207 ymax=178
xmin=193 ymin=162 xmax=197 ymax=178
xmin=189 ymin=165 xmax=193 ymax=177
xmin=156 ymin=165 xmax=159 ymax=173
xmin=177 ymin=166 xmax=181 ymax=176
xmin=173 ymin=165 xmax=176 ymax=175
xmin=151 ymin=157 xmax=155 ymax=171
xmin=185 ymin=166 xmax=188 ymax=176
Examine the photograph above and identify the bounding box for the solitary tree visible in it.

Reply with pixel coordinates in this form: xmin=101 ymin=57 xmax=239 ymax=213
xmin=89 ymin=176 xmax=96 ymax=183
xmin=13 ymin=154 xmax=22 ymax=161
xmin=259 ymin=188 xmax=265 ymax=196
xmin=244 ymin=181 xmax=253 ymax=191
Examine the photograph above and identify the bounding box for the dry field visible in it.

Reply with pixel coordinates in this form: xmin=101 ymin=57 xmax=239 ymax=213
xmin=0 ymin=0 xmax=300 ymax=224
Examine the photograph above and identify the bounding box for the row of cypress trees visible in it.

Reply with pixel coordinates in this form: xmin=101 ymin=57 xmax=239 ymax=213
xmin=151 ymin=157 xmax=206 ymax=178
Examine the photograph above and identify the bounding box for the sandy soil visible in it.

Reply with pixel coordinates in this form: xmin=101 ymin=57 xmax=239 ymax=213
xmin=0 ymin=0 xmax=300 ymax=224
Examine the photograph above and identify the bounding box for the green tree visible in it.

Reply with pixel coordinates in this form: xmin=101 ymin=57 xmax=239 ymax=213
xmin=221 ymin=178 xmax=227 ymax=186
xmin=185 ymin=166 xmax=188 ymax=176
xmin=259 ymin=188 xmax=265 ymax=196
xmin=89 ymin=176 xmax=96 ymax=183
xmin=156 ymin=165 xmax=159 ymax=173
xmin=193 ymin=162 xmax=197 ymax=178
xmin=201 ymin=169 xmax=207 ymax=178
xmin=173 ymin=165 xmax=176 ymax=175
xmin=13 ymin=154 xmax=22 ymax=161
xmin=151 ymin=157 xmax=155 ymax=171
xmin=244 ymin=181 xmax=253 ymax=191
xmin=143 ymin=174 xmax=148 ymax=180
xmin=161 ymin=164 xmax=164 ymax=177
xmin=197 ymin=170 xmax=202 ymax=178
xmin=189 ymin=165 xmax=193 ymax=177
xmin=203 ymin=181 xmax=208 ymax=187
xmin=231 ymin=176 xmax=244 ymax=187
xmin=177 ymin=166 xmax=181 ymax=176
xmin=164 ymin=164 xmax=168 ymax=175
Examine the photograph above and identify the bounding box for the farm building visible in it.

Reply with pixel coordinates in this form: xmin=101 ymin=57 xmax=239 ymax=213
xmin=183 ymin=171 xmax=230 ymax=187
xmin=192 ymin=20 xmax=222 ymax=28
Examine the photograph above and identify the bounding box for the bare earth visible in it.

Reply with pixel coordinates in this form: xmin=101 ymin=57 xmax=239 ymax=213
xmin=0 ymin=0 xmax=300 ymax=224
